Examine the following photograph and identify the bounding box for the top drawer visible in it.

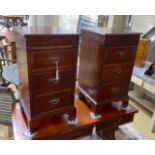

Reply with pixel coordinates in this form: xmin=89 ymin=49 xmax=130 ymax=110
xmin=105 ymin=46 xmax=136 ymax=64
xmin=26 ymin=35 xmax=79 ymax=47
xmin=31 ymin=48 xmax=77 ymax=71
xmin=105 ymin=34 xmax=140 ymax=46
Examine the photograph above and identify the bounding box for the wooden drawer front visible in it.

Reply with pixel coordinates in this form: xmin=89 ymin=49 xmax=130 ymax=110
xmin=105 ymin=46 xmax=135 ymax=64
xmin=34 ymin=89 xmax=74 ymax=114
xmin=102 ymin=63 xmax=133 ymax=83
xmin=32 ymin=69 xmax=75 ymax=94
xmin=26 ymin=35 xmax=79 ymax=47
xmin=105 ymin=34 xmax=140 ymax=46
xmin=31 ymin=48 xmax=76 ymax=71
xmin=99 ymin=81 xmax=130 ymax=101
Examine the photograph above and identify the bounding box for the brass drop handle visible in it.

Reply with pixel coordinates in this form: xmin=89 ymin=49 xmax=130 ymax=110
xmin=48 ymin=78 xmax=60 ymax=84
xmin=48 ymin=56 xmax=60 ymax=64
xmin=48 ymin=98 xmax=60 ymax=105
xmin=111 ymin=87 xmax=119 ymax=93
xmin=117 ymin=51 xmax=126 ymax=57
xmin=112 ymin=67 xmax=122 ymax=74
xmin=55 ymin=60 xmax=60 ymax=82
xmin=48 ymin=56 xmax=60 ymax=83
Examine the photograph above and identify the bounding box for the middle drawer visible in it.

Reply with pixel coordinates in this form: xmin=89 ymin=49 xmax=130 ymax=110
xmin=32 ymin=68 xmax=75 ymax=94
xmin=102 ymin=63 xmax=133 ymax=83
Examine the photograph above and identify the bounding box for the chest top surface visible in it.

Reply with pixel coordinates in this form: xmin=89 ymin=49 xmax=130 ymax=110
xmin=82 ymin=27 xmax=141 ymax=36
xmin=14 ymin=26 xmax=80 ymax=37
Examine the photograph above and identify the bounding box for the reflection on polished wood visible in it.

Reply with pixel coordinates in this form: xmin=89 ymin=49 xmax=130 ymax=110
xmin=12 ymin=98 xmax=138 ymax=140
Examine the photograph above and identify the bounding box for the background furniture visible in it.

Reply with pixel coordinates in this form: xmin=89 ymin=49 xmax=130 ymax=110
xmin=78 ymin=27 xmax=140 ymax=114
xmin=11 ymin=27 xmax=79 ymax=133
xmin=0 ymin=36 xmax=18 ymax=124
xmin=12 ymin=98 xmax=138 ymax=140
xmin=0 ymin=37 xmax=17 ymax=85
xmin=129 ymin=65 xmax=155 ymax=132
xmin=134 ymin=38 xmax=150 ymax=67
xmin=0 ymin=15 xmax=28 ymax=31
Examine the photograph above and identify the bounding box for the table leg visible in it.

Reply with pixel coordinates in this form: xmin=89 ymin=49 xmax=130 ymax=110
xmin=96 ymin=126 xmax=118 ymax=140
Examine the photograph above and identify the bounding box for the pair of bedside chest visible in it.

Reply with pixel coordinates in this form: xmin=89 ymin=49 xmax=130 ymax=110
xmin=13 ymin=27 xmax=140 ymax=133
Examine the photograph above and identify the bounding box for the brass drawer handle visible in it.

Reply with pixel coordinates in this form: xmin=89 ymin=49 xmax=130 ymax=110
xmin=48 ymin=98 xmax=60 ymax=105
xmin=48 ymin=57 xmax=60 ymax=84
xmin=117 ymin=51 xmax=126 ymax=57
xmin=48 ymin=56 xmax=60 ymax=63
xmin=111 ymin=87 xmax=119 ymax=93
xmin=112 ymin=68 xmax=122 ymax=74
xmin=48 ymin=78 xmax=60 ymax=84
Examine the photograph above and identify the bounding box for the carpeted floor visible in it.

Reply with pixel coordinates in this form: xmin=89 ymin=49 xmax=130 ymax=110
xmin=0 ymin=87 xmax=13 ymax=125
xmin=0 ymin=86 xmax=14 ymax=140
xmin=0 ymin=124 xmax=13 ymax=140
xmin=115 ymin=124 xmax=147 ymax=140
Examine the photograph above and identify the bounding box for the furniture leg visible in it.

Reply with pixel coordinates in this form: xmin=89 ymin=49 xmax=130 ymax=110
xmin=4 ymin=45 xmax=8 ymax=65
xmin=121 ymin=98 xmax=131 ymax=111
xmin=96 ymin=126 xmax=118 ymax=140
xmin=11 ymin=42 xmax=16 ymax=61
xmin=68 ymin=107 xmax=77 ymax=122
xmin=78 ymin=92 xmax=85 ymax=102
xmin=0 ymin=49 xmax=6 ymax=65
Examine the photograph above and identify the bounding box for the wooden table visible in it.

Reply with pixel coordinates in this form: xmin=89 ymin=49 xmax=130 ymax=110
xmin=12 ymin=98 xmax=138 ymax=140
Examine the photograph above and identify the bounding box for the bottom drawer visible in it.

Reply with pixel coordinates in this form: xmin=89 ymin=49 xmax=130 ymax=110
xmin=34 ymin=89 xmax=74 ymax=114
xmin=99 ymin=81 xmax=130 ymax=102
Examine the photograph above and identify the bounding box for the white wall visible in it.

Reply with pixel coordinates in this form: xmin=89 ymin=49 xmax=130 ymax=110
xmin=59 ymin=15 xmax=79 ymax=31
xmin=28 ymin=15 xmax=59 ymax=27
xmin=28 ymin=15 xmax=79 ymax=31
xmin=131 ymin=15 xmax=155 ymax=34
xmin=108 ymin=15 xmax=129 ymax=28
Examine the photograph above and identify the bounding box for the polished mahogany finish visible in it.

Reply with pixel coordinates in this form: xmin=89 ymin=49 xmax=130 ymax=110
xmin=78 ymin=27 xmax=141 ymax=113
xmin=32 ymin=68 xmax=74 ymax=94
xmin=12 ymin=98 xmax=138 ymax=140
xmin=12 ymin=27 xmax=79 ymax=133
xmin=105 ymin=46 xmax=135 ymax=64
xmin=31 ymin=48 xmax=76 ymax=71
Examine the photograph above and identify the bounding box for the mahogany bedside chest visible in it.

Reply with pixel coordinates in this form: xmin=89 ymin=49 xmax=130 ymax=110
xmin=78 ymin=27 xmax=141 ymax=115
xmin=14 ymin=27 xmax=79 ymax=133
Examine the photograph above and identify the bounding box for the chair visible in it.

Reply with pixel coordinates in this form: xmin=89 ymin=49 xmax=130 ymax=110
xmin=0 ymin=39 xmax=18 ymax=102
xmin=0 ymin=39 xmax=17 ymax=85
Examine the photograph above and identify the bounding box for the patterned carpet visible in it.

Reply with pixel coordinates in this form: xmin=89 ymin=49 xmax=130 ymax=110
xmin=0 ymin=86 xmax=14 ymax=140
xmin=0 ymin=87 xmax=13 ymax=125
xmin=115 ymin=124 xmax=147 ymax=140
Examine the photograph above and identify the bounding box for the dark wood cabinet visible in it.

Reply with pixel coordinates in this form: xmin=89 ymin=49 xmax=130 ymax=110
xmin=14 ymin=27 xmax=79 ymax=133
xmin=78 ymin=27 xmax=141 ymax=114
